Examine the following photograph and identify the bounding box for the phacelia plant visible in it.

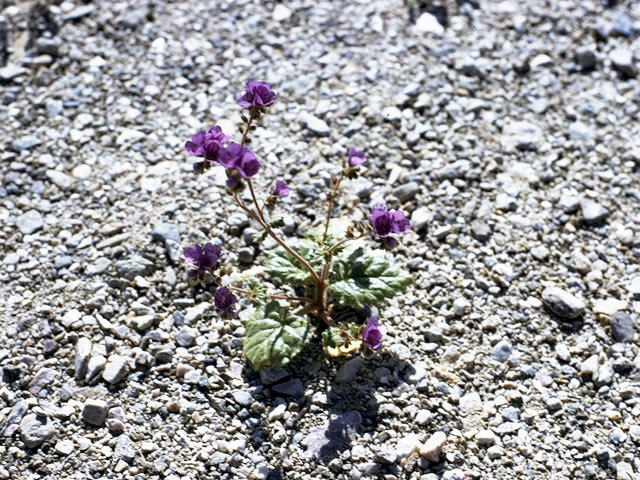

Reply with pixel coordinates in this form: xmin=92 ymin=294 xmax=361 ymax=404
xmin=183 ymin=81 xmax=412 ymax=371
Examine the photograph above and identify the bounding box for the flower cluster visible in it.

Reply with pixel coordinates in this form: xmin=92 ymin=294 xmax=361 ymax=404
xmin=183 ymin=243 xmax=223 ymax=278
xmin=370 ymin=204 xmax=411 ymax=249
xmin=238 ymin=80 xmax=277 ymax=109
xmin=362 ymin=316 xmax=385 ymax=350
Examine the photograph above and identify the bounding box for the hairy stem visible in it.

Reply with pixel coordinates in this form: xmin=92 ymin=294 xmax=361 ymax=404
xmin=324 ymin=229 xmax=371 ymax=256
xmin=322 ymin=170 xmax=345 ymax=242
xmin=228 ymin=286 xmax=315 ymax=304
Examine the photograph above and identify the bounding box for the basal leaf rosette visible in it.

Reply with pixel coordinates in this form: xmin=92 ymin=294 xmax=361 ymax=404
xmin=243 ymin=301 xmax=311 ymax=370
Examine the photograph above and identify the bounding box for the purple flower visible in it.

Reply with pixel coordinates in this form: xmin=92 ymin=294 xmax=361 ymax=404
xmin=219 ymin=143 xmax=261 ymax=178
xmin=362 ymin=316 xmax=385 ymax=350
xmin=273 ymin=180 xmax=290 ymax=197
xmin=348 ymin=148 xmax=366 ymax=167
xmin=370 ymin=204 xmax=411 ymax=238
xmin=183 ymin=243 xmax=223 ymax=274
xmin=214 ymin=287 xmax=237 ymax=316
xmin=185 ymin=126 xmax=231 ymax=163
xmin=237 ymin=81 xmax=276 ymax=110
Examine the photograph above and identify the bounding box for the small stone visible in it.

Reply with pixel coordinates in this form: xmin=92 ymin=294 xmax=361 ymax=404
xmin=617 ymin=462 xmax=634 ymax=480
xmin=176 ymin=326 xmax=197 ymax=347
xmin=19 ymin=414 xmax=54 ymax=449
xmin=569 ymin=122 xmax=594 ymax=143
xmin=460 ymin=392 xmax=482 ymax=414
xmin=501 ymin=121 xmax=543 ymax=151
xmin=610 ymin=312 xmax=634 ymax=343
xmin=487 ymin=445 xmax=504 ymax=459
xmin=335 ymin=357 xmax=364 ymax=383
xmin=374 ymin=447 xmax=397 ymax=464
xmin=531 ymin=246 xmax=549 ymax=261
xmin=272 ymin=378 xmax=303 ymax=397
xmin=0 ymin=63 xmax=27 ymax=81
xmin=82 ymin=399 xmax=108 ymax=426
xmin=232 ymin=391 xmax=252 ymax=407
xmin=12 ymin=135 xmax=41 ymax=151
xmin=299 ymin=112 xmax=330 ymax=136
xmin=115 ymin=255 xmax=155 ymax=280
xmin=114 ymin=435 xmax=136 ymax=463
xmin=471 ymin=220 xmax=492 ymax=242
xmin=393 ymin=182 xmax=420 ymax=202
xmin=575 ymin=47 xmax=597 ymax=71
xmin=411 ymin=207 xmax=430 ymax=231
xmin=238 ymin=247 xmax=255 ymax=263
xmin=55 ymin=439 xmax=74 ymax=455
xmin=593 ymin=298 xmax=626 ymax=316
xmin=396 ymin=433 xmax=421 ymax=461
xmin=541 ymin=287 xmax=586 ymax=319
xmin=106 ymin=418 xmax=125 ymax=433
xmin=272 ymin=4 xmax=292 ymax=21
xmin=558 ymin=190 xmax=581 ymax=213
xmin=420 ymin=431 xmax=447 ymax=462
xmin=629 ymin=277 xmax=640 ymax=296
xmin=46 ymin=170 xmax=74 ymax=190
xmin=610 ymin=48 xmax=636 ymax=77
xmin=580 ymin=198 xmax=608 ymax=225
xmin=28 ymin=367 xmax=57 ymax=395
xmin=132 ymin=315 xmax=155 ymax=331
xmin=102 ymin=355 xmax=129 ymax=384
xmin=475 ymin=429 xmax=498 ymax=446
xmin=568 ymin=250 xmax=591 ymax=274
xmin=268 ymin=404 xmax=287 ymax=421
xmin=183 ymin=370 xmax=201 ymax=384
xmin=63 ymin=5 xmax=96 ymax=20
xmin=493 ymin=340 xmax=512 ymax=362
xmin=17 ymin=210 xmax=44 ymax=235
xmin=581 ymin=355 xmax=599 ymax=379
xmin=85 ymin=355 xmax=106 ymax=382
xmin=414 ymin=12 xmax=444 ymax=36
xmin=152 ymin=223 xmax=180 ymax=243
xmin=415 ymin=409 xmax=433 ymax=426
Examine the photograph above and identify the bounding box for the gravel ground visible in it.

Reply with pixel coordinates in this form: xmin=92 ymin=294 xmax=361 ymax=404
xmin=1 ymin=0 xmax=640 ymax=479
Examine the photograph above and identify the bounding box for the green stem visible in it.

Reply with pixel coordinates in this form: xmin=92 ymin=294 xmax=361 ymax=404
xmin=322 ymin=170 xmax=345 ymax=242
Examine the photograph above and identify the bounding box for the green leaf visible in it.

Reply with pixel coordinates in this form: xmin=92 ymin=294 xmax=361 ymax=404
xmin=243 ymin=301 xmax=311 ymax=370
xmin=328 ymin=248 xmax=412 ymax=309
xmin=264 ymin=240 xmax=324 ymax=285
xmin=245 ymin=277 xmax=269 ymax=305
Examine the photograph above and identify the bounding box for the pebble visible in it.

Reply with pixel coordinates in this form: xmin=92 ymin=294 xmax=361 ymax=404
xmin=114 ymin=435 xmax=136 ymax=464
xmin=580 ymin=198 xmax=608 ymax=225
xmin=593 ymin=298 xmax=626 ymax=316
xmin=415 ymin=409 xmax=433 ymax=426
xmin=102 ymin=355 xmax=129 ymax=384
xmin=82 ymin=399 xmax=109 ymax=426
xmin=46 ymin=170 xmax=74 ymax=190
xmin=85 ymin=355 xmax=107 ymax=382
xmin=335 ymin=357 xmax=364 ymax=383
xmin=414 ymin=12 xmax=444 ymax=36
xmin=475 ymin=429 xmax=498 ymax=446
xmin=12 ymin=135 xmax=41 ymax=151
xmin=19 ymin=414 xmax=54 ymax=449
xmin=568 ymin=249 xmax=591 ymax=274
xmin=0 ymin=63 xmax=27 ymax=81
xmin=501 ymin=121 xmax=543 ymax=151
xmin=575 ymin=47 xmax=597 ymax=70
xmin=115 ymin=255 xmax=156 ymax=280
xmin=299 ymin=112 xmax=330 ymax=136
xmin=541 ymin=286 xmax=586 ymax=319
xmin=420 ymin=431 xmax=447 ymax=462
xmin=629 ymin=277 xmax=640 ymax=296
xmin=272 ymin=4 xmax=292 ymax=21
xmin=609 ymin=312 xmax=634 ymax=342
xmin=393 ymin=182 xmax=420 ymax=203
xmin=411 ymin=207 xmax=430 ymax=232
xmin=232 ymin=390 xmax=253 ymax=407
xmin=471 ymin=220 xmax=492 ymax=242
xmin=176 ymin=326 xmax=197 ymax=347
xmin=16 ymin=210 xmax=44 ymax=235
xmin=610 ymin=48 xmax=636 ymax=77
xmin=580 ymin=355 xmax=599 ymax=379
xmin=272 ymin=378 xmax=303 ymax=397
xmin=396 ymin=433 xmax=421 ymax=461
xmin=28 ymin=367 xmax=57 ymax=395
xmin=54 ymin=439 xmax=74 ymax=455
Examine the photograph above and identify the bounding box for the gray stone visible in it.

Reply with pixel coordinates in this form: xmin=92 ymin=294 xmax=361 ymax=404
xmin=575 ymin=47 xmax=597 ymax=70
xmin=568 ymin=122 xmax=594 ymax=142
xmin=501 ymin=121 xmax=543 ymax=151
xmin=28 ymin=368 xmax=57 ymax=395
xmin=580 ymin=355 xmax=599 ymax=379
xmin=304 ymin=411 xmax=362 ymax=460
xmin=46 ymin=170 xmax=74 ymax=190
xmin=0 ymin=63 xmax=27 ymax=81
xmin=102 ymin=355 xmax=129 ymax=384
xmin=299 ymin=112 xmax=330 ymax=136
xmin=629 ymin=277 xmax=640 ymax=296
xmin=476 ymin=429 xmax=498 ymax=446
xmin=238 ymin=247 xmax=255 ymax=263
xmin=19 ymin=414 xmax=54 ymax=449
xmin=393 ymin=182 xmax=420 ymax=202
xmin=176 ymin=326 xmax=197 ymax=347
xmin=36 ymin=38 xmax=61 ymax=56
xmin=374 ymin=447 xmax=397 ymax=464
xmin=82 ymin=399 xmax=108 ymax=426
xmin=152 ymin=223 xmax=180 ymax=243
xmin=541 ymin=287 xmax=586 ymax=319
xmin=414 ymin=12 xmax=444 ymax=35
xmin=114 ymin=435 xmax=136 ymax=464
xmin=613 ymin=13 xmax=634 ymax=37
xmin=12 ymin=135 xmax=41 ymax=151
xmin=232 ymin=390 xmax=253 ymax=407
xmin=17 ymin=210 xmax=44 ymax=235
xmin=580 ymin=198 xmax=608 ymax=225
xmin=54 ymin=439 xmax=74 ymax=455
xmin=115 ymin=255 xmax=156 ymax=280
xmin=471 ymin=220 xmax=492 ymax=242
xmin=259 ymin=367 xmax=289 ymax=385
xmin=492 ymin=340 xmax=512 ymax=362
xmin=85 ymin=355 xmax=106 ymax=382
xmin=610 ymin=312 xmax=634 ymax=343
xmin=272 ymin=4 xmax=292 ymax=21
xmin=335 ymin=357 xmax=364 ymax=383
xmin=568 ymin=249 xmax=591 ymax=274
xmin=0 ymin=400 xmax=29 ymax=436
xmin=75 ymin=338 xmax=92 ymax=380
xmin=610 ymin=48 xmax=636 ymax=77
xmin=420 ymin=431 xmax=447 ymax=462
xmin=272 ymin=378 xmax=303 ymax=397
xmin=63 ymin=5 xmax=96 ymax=21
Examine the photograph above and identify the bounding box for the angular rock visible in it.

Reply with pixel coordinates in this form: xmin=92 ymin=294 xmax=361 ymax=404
xmin=393 ymin=182 xmax=420 ymax=203
xmin=575 ymin=47 xmax=597 ymax=71
xmin=335 ymin=357 xmax=364 ymax=383
xmin=420 ymin=431 xmax=447 ymax=462
xmin=85 ymin=355 xmax=106 ymax=382
xmin=102 ymin=355 xmax=129 ymax=384
xmin=16 ymin=210 xmax=44 ymax=235
xmin=0 ymin=64 xmax=27 ymax=81
xmin=610 ymin=312 xmax=634 ymax=343
xmin=28 ymin=368 xmax=57 ymax=395
xmin=471 ymin=220 xmax=492 ymax=242
xmin=501 ymin=121 xmax=543 ymax=151
xmin=580 ymin=198 xmax=608 ymax=225
xmin=115 ymin=255 xmax=156 ymax=280
xmin=299 ymin=112 xmax=329 ymax=136
xmin=75 ymin=338 xmax=92 ymax=380
xmin=610 ymin=48 xmax=636 ymax=77
xmin=46 ymin=170 xmax=73 ymax=190
xmin=12 ymin=135 xmax=41 ymax=151
xmin=272 ymin=378 xmax=303 ymax=397
xmin=176 ymin=326 xmax=197 ymax=347
xmin=19 ymin=414 xmax=54 ymax=449
xmin=82 ymin=399 xmax=109 ymax=426
xmin=114 ymin=435 xmax=136 ymax=463
xmin=541 ymin=287 xmax=586 ymax=319
xmin=414 ymin=12 xmax=444 ymax=36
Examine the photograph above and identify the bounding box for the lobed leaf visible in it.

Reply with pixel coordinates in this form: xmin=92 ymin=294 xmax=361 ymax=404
xmin=328 ymin=247 xmax=412 ymax=309
xmin=243 ymin=301 xmax=311 ymax=371
xmin=264 ymin=240 xmax=324 ymax=285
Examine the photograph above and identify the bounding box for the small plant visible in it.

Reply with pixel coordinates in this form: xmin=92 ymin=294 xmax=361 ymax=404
xmin=183 ymin=81 xmax=412 ymax=371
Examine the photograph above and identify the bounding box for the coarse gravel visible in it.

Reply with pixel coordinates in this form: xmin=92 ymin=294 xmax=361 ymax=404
xmin=1 ymin=1 xmax=640 ymax=479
